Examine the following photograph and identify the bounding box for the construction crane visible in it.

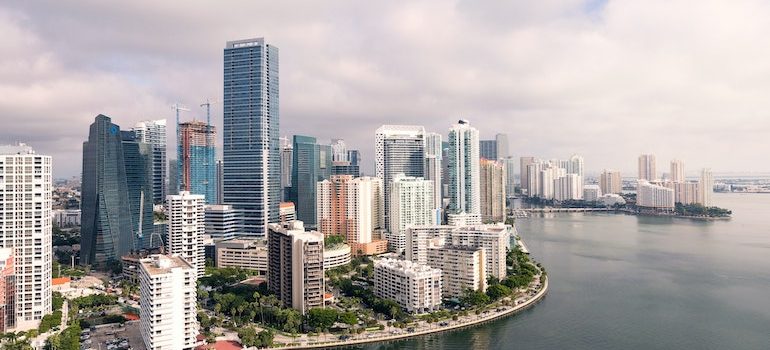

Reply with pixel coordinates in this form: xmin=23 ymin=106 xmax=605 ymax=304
xmin=200 ymin=99 xmax=218 ymax=201
xmin=200 ymin=99 xmax=218 ymax=128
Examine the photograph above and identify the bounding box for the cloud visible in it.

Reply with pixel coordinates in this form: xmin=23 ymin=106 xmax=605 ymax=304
xmin=1 ymin=0 xmax=769 ymax=178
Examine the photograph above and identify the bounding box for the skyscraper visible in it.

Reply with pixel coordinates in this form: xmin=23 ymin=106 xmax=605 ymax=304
xmin=290 ymin=136 xmax=331 ymax=229
xmin=389 ymin=174 xmax=436 ymax=251
xmin=223 ymin=37 xmax=280 ymax=237
xmin=132 ymin=119 xmax=167 ymax=203
xmin=495 ymin=133 xmax=509 ymax=159
xmin=178 ymin=121 xmax=216 ymax=204
xmin=480 ymin=159 xmax=506 ymax=222
xmin=699 ymin=168 xmax=714 ymax=206
xmin=520 ymin=157 xmax=535 ymax=196
xmin=0 ymin=144 xmax=52 ymax=331
xmin=330 ymin=139 xmax=361 ymax=177
xmin=81 ymin=115 xmax=134 ymax=266
xmin=670 ymin=159 xmax=685 ymax=182
xmin=479 ymin=140 xmax=497 ymax=160
xmin=168 ymin=159 xmax=179 ymax=196
xmin=166 ymin=191 xmax=205 ymax=277
xmin=600 ymin=169 xmax=622 ymax=195
xmin=280 ymin=137 xmax=293 ymax=201
xmin=638 ymin=154 xmax=657 ymax=181
xmin=569 ymin=154 xmax=584 ymax=177
xmin=375 ymin=125 xmax=426 ymax=229
xmin=121 ymin=131 xmax=154 ymax=250
xmin=447 ymin=120 xmax=481 ymax=214
xmin=424 ymin=132 xmax=443 ymax=222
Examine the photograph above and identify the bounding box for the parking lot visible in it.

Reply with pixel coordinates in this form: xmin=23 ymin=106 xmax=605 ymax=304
xmin=82 ymin=321 xmax=145 ymax=350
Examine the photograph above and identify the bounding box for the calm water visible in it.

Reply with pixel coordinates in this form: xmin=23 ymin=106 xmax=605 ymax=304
xmin=357 ymin=193 xmax=770 ymax=349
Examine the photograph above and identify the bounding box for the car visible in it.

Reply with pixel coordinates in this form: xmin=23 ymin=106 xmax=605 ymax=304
xmin=407 ymin=327 xmax=415 ymax=333
xmin=439 ymin=322 xmax=449 ymax=327
xmin=338 ymin=335 xmax=351 ymax=341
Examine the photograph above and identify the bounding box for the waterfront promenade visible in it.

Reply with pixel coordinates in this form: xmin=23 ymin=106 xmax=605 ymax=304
xmin=270 ymin=269 xmax=549 ymax=349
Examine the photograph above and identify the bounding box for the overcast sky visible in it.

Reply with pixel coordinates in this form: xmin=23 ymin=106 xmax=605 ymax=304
xmin=1 ymin=0 xmax=769 ymax=178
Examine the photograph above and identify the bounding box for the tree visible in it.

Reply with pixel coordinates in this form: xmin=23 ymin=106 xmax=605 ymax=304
xmin=306 ymin=308 xmax=339 ymax=331
xmin=486 ymin=284 xmax=512 ymax=300
xmin=280 ymin=309 xmax=302 ymax=334
xmin=460 ymin=289 xmax=490 ymax=307
xmin=339 ymin=311 xmax=358 ymax=326
xmin=237 ymin=327 xmax=258 ymax=347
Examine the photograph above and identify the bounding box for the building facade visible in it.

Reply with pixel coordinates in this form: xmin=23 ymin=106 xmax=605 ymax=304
xmin=599 ymin=169 xmax=622 ymax=195
xmin=204 ymin=204 xmax=240 ymax=241
xmin=375 ymin=125 xmax=426 ymax=230
xmin=423 ymin=132 xmax=443 ymax=222
xmin=447 ymin=120 xmax=481 ymax=214
xmin=267 ymin=222 xmax=324 ymax=314
xmin=290 ymin=135 xmax=331 ymax=229
xmin=121 ymin=131 xmax=154 ymax=250
xmin=132 ymin=119 xmax=167 ymax=203
xmin=638 ymin=154 xmax=657 ymax=181
xmin=479 ymin=159 xmax=506 ymax=222
xmin=222 ymin=37 xmax=280 ymax=237
xmin=166 ymin=192 xmax=205 ymax=277
xmin=178 ymin=121 xmax=216 ymax=204
xmin=449 ymin=225 xmax=511 ymax=280
xmin=373 ymin=258 xmax=442 ymax=313
xmin=637 ymin=180 xmax=674 ymax=209
xmin=699 ymin=168 xmax=713 ymax=206
xmin=389 ymin=175 xmax=436 ymax=252
xmin=426 ymin=246 xmax=486 ymax=299
xmin=670 ymin=160 xmax=685 ymax=182
xmin=317 ymin=176 xmax=386 ymax=255
xmin=215 ymin=239 xmax=268 ymax=275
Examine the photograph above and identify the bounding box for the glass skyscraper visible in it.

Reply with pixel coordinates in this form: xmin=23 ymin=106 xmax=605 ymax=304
xmin=375 ymin=125 xmax=426 ymax=229
xmin=132 ymin=119 xmax=167 ymax=204
xmin=121 ymin=130 xmax=155 ymax=250
xmin=448 ymin=120 xmax=481 ymax=214
xmin=290 ymin=136 xmax=331 ymax=229
xmin=81 ymin=115 xmax=135 ymax=266
xmin=178 ymin=121 xmax=217 ymax=204
xmin=223 ymin=38 xmax=280 ymax=236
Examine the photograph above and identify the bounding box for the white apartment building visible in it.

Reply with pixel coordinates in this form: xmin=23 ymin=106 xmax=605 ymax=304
xmin=215 ymin=238 xmax=268 ymax=275
xmin=638 ymin=154 xmax=657 ymax=181
xmin=0 ymin=144 xmax=52 ymax=331
xmin=666 ymin=181 xmax=699 ymax=205
xmin=375 ymin=125 xmax=426 ymax=231
xmin=446 ymin=212 xmax=482 ymax=226
xmin=166 ymin=191 xmax=205 ymax=277
xmin=555 ymin=173 xmax=583 ymax=201
xmin=583 ymin=185 xmax=602 ymax=202
xmin=267 ymin=221 xmax=325 ymax=315
xmin=670 ymin=160 xmax=685 ymax=182
xmin=427 ymin=246 xmax=487 ymax=299
xmin=374 ymin=258 xmax=442 ymax=313
xmin=447 ymin=120 xmax=481 ymax=215
xmin=323 ymin=243 xmax=352 ymax=271
xmin=637 ymin=180 xmax=674 ymax=209
xmin=449 ymin=225 xmax=511 ymax=280
xmin=699 ymin=168 xmax=714 ymax=206
xmin=139 ymin=255 xmax=198 ymax=350
xmin=388 ymin=174 xmax=435 ymax=252
xmin=424 ymin=132 xmax=443 ymax=221
xmin=405 ymin=225 xmax=453 ymax=265
xmin=600 ymin=169 xmax=622 ymax=195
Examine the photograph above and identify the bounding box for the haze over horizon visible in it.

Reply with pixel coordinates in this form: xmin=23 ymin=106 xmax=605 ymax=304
xmin=2 ymin=0 xmax=769 ymax=177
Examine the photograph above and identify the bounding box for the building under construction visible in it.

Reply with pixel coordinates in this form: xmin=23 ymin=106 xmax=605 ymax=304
xmin=178 ymin=120 xmax=217 ymax=203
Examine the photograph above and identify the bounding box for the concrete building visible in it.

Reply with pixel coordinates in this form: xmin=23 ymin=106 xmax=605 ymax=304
xmin=375 ymin=125 xmax=426 ymax=230
xmin=204 ymin=205 xmax=239 ymax=241
xmin=638 ymin=154 xmax=657 ymax=181
xmin=405 ymin=226 xmax=454 ymax=265
xmin=447 ymin=120 xmax=481 ymax=215
xmin=389 ymin=175 xmax=436 ymax=252
xmin=555 ymin=173 xmax=583 ymax=201
xmin=670 ymin=160 xmax=685 ymax=182
xmin=223 ymin=38 xmax=280 ymax=237
xmin=569 ymin=154 xmax=584 ymax=178
xmin=267 ymin=221 xmax=324 ymax=314
xmin=178 ymin=121 xmax=216 ymax=204
xmin=479 ymin=159 xmax=506 ymax=222
xmin=373 ymin=258 xmax=442 ymax=313
xmin=215 ymin=239 xmax=268 ymax=276
xmin=599 ymin=169 xmax=622 ymax=195
xmin=699 ymin=168 xmax=714 ymax=206
xmin=424 ymin=132 xmax=443 ymax=222
xmin=446 ymin=212 xmax=483 ymax=226
xmin=330 ymin=139 xmax=361 ymax=177
xmin=132 ymin=119 xmax=167 ymax=203
xmin=449 ymin=225 xmax=511 ymax=280
xmin=279 ymin=202 xmax=296 ymax=223
xmin=637 ymin=180 xmax=674 ymax=209
xmin=139 ymin=255 xmax=198 ymax=350
xmin=323 ymin=244 xmax=352 ymax=271
xmin=519 ymin=157 xmax=535 ymax=195
xmin=52 ymin=209 xmax=81 ymax=227
xmin=583 ymin=185 xmax=602 ymax=202
xmin=0 ymin=144 xmax=52 ymax=331
xmin=317 ymin=176 xmax=386 ymax=255
xmin=427 ymin=246 xmax=486 ymax=299
xmin=667 ymin=181 xmax=699 ymax=205
xmin=166 ymin=192 xmax=205 ymax=277
xmin=479 ymin=140 xmax=497 ymax=161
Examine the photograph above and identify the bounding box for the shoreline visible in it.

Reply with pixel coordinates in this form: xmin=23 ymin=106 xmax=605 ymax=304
xmin=269 ymin=272 xmax=550 ymax=349
xmin=525 ymin=208 xmax=731 ymax=221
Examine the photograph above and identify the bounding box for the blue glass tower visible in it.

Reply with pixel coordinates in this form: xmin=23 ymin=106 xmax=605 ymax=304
xmin=178 ymin=121 xmax=217 ymax=204
xmin=223 ymin=38 xmax=280 ymax=237
xmin=121 ymin=131 xmax=155 ymax=249
xmin=289 ymin=136 xmax=331 ymax=228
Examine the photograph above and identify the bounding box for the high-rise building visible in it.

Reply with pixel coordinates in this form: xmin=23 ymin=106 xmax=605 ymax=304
xmin=223 ymin=37 xmax=280 ymax=237
xmin=554 ymin=173 xmax=583 ymax=201
xmin=447 ymin=120 xmax=481 ymax=214
xmin=178 ymin=121 xmax=216 ymax=204
xmin=329 ymin=139 xmax=361 ymax=177
xmin=449 ymin=224 xmax=511 ymax=280
xmin=638 ymin=154 xmax=657 ymax=181
xmin=0 ymin=144 xmax=52 ymax=331
xmin=374 ymin=258 xmax=442 ymax=313
xmin=375 ymin=125 xmax=426 ymax=229
xmin=583 ymin=185 xmax=602 ymax=201
xmin=81 ymin=115 xmax=135 ymax=266
xmin=670 ymin=160 xmax=685 ymax=182
xmin=600 ymin=169 xmax=622 ymax=195
xmin=168 ymin=159 xmax=179 ymax=196
xmin=139 ymin=255 xmax=198 ymax=350
xmin=699 ymin=168 xmax=714 ymax=206
xmin=667 ymin=181 xmax=699 ymax=205
xmin=520 ymin=157 xmax=535 ymax=195
xmin=479 ymin=159 xmax=506 ymax=222
xmin=503 ymin=157 xmax=516 ymax=198
xmin=121 ymin=131 xmax=154 ymax=250
xmin=479 ymin=140 xmax=497 ymax=160
xmin=424 ymin=132 xmax=443 ymax=222
xmin=637 ymin=180 xmax=674 ymax=209
xmin=280 ymin=137 xmax=293 ymax=201
xmin=279 ymin=202 xmax=296 ymax=223
xmin=204 ymin=204 xmax=240 ymax=241
xmin=317 ymin=176 xmax=386 ymax=255
xmin=290 ymin=136 xmax=331 ymax=229
xmin=132 ymin=119 xmax=167 ymax=204
xmin=267 ymin=221 xmax=324 ymax=314
xmin=216 ymin=160 xmax=224 ymax=204
xmin=389 ymin=175 xmax=436 ymax=252
xmin=568 ymin=154 xmax=584 ymax=177
xmin=427 ymin=246 xmax=486 ymax=299
xmin=495 ymin=134 xmax=509 ymax=159
xmin=166 ymin=192 xmax=205 ymax=277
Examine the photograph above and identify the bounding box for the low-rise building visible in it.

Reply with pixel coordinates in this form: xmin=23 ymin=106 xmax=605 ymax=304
xmin=583 ymin=185 xmax=602 ymax=202
xmin=204 ymin=205 xmax=240 ymax=241
xmin=52 ymin=209 xmax=81 ymax=227
xmin=323 ymin=244 xmax=352 ymax=271
xmin=637 ymin=180 xmax=674 ymax=209
xmin=426 ymin=246 xmax=486 ymax=299
xmin=373 ymin=258 xmax=442 ymax=314
xmin=215 ymin=239 xmax=268 ymax=276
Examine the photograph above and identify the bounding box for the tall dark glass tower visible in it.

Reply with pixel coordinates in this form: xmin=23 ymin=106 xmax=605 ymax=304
xmin=81 ymin=115 xmax=134 ymax=266
xmin=223 ymin=38 xmax=280 ymax=237
xmin=121 ymin=131 xmax=154 ymax=250
xmin=290 ymin=136 xmax=331 ymax=229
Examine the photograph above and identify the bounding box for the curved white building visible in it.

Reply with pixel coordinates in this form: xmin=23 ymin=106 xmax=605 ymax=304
xmin=323 ymin=244 xmax=352 ymax=271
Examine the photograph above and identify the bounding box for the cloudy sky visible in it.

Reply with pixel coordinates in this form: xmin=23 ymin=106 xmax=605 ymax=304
xmin=1 ymin=0 xmax=769 ymax=178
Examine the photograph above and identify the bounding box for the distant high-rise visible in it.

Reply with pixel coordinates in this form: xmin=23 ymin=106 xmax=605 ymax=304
xmin=0 ymin=144 xmax=52 ymax=331
xmin=569 ymin=154 xmax=584 ymax=177
xmin=132 ymin=119 xmax=167 ymax=203
xmin=121 ymin=131 xmax=154 ymax=250
xmin=290 ymin=136 xmax=331 ymax=229
xmin=178 ymin=121 xmax=216 ymax=204
xmin=330 ymin=139 xmax=361 ymax=177
xmin=375 ymin=125 xmax=426 ymax=229
xmin=81 ymin=115 xmax=134 ymax=266
xmin=503 ymin=157 xmax=516 ymax=198
xmin=670 ymin=160 xmax=685 ymax=182
xmin=389 ymin=174 xmax=436 ymax=252
xmin=223 ymin=37 xmax=280 ymax=237
xmin=166 ymin=191 xmax=205 ymax=277
xmin=448 ymin=120 xmax=480 ymax=214
xmin=495 ymin=133 xmax=509 ymax=159
xmin=424 ymin=132 xmax=443 ymax=222
xmin=280 ymin=137 xmax=293 ymax=201
xmin=600 ymin=169 xmax=622 ymax=195
xmin=168 ymin=159 xmax=179 ymax=196
xmin=637 ymin=180 xmax=674 ymax=209
xmin=216 ymin=160 xmax=224 ymax=204
xmin=479 ymin=140 xmax=497 ymax=160
xmin=480 ymin=159 xmax=506 ymax=222
xmin=638 ymin=154 xmax=657 ymax=181
xmin=520 ymin=157 xmax=535 ymax=195
xmin=699 ymin=168 xmax=714 ymax=206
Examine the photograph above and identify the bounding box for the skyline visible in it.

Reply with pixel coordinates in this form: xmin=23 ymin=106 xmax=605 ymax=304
xmin=3 ymin=1 xmax=770 ymax=177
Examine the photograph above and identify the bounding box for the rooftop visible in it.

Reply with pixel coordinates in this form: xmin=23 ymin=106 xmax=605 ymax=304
xmin=139 ymin=255 xmax=193 ymax=276
xmin=0 ymin=143 xmax=36 ymax=155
